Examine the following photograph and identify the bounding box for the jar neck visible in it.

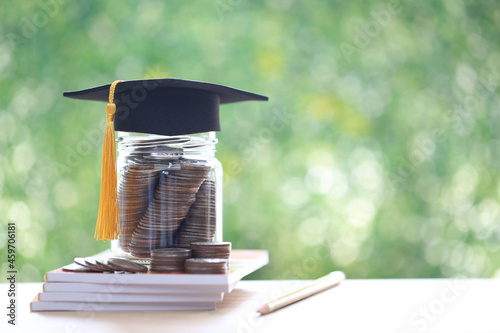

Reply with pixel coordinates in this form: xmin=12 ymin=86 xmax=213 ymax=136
xmin=117 ymin=131 xmax=217 ymax=158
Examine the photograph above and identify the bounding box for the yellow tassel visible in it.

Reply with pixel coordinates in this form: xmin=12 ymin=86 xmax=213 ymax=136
xmin=95 ymin=80 xmax=122 ymax=240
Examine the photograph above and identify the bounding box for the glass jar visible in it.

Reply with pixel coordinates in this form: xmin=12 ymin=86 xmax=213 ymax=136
xmin=111 ymin=131 xmax=223 ymax=259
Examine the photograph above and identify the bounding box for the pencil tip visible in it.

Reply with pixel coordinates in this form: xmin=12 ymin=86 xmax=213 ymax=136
xmin=257 ymin=303 xmax=270 ymax=315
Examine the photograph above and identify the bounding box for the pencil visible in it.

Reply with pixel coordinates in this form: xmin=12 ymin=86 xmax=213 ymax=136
xmin=257 ymin=271 xmax=346 ymax=315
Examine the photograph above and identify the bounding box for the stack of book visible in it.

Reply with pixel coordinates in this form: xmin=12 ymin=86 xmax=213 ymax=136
xmin=31 ymin=250 xmax=268 ymax=311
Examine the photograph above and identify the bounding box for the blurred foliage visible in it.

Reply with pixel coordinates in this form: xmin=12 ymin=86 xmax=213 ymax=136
xmin=1 ymin=0 xmax=500 ymax=282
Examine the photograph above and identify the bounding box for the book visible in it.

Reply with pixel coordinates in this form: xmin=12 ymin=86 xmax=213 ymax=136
xmin=31 ymin=249 xmax=268 ymax=312
xmin=43 ymin=281 xmax=221 ymax=294
xmin=38 ymin=291 xmax=223 ymax=302
xmin=31 ymin=295 xmax=216 ymax=311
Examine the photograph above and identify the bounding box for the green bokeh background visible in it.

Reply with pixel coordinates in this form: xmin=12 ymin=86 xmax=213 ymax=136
xmin=1 ymin=1 xmax=499 ymax=282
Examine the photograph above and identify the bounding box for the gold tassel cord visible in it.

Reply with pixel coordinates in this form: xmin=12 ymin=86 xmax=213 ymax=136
xmin=95 ymin=80 xmax=122 ymax=240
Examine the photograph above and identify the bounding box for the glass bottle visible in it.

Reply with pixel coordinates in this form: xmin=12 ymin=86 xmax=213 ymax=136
xmin=111 ymin=131 xmax=222 ymax=259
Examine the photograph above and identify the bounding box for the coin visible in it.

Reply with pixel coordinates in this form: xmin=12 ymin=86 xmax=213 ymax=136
xmin=73 ymin=257 xmax=102 ymax=271
xmin=84 ymin=257 xmax=111 ymax=272
xmin=107 ymin=258 xmax=148 ymax=273
xmin=118 ymin=162 xmax=163 ymax=248
xmin=149 ymin=248 xmax=192 ymax=272
xmin=128 ymin=165 xmax=210 ymax=257
xmin=176 ymin=180 xmax=217 ymax=248
xmin=184 ymin=258 xmax=228 ymax=274
xmin=191 ymin=242 xmax=232 ymax=258
xmin=94 ymin=258 xmax=115 ymax=271
xmin=116 ymin=153 xmax=215 ymax=258
xmin=151 ymin=248 xmax=192 ymax=257
xmin=190 ymin=242 xmax=231 ymax=270
xmin=62 ymin=263 xmax=97 ymax=273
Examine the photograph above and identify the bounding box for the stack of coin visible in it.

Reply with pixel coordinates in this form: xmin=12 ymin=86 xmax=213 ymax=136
xmin=118 ymin=160 xmax=165 ymax=248
xmin=176 ymin=180 xmax=217 ymax=248
xmin=185 ymin=258 xmax=228 ymax=274
xmin=128 ymin=164 xmax=210 ymax=257
xmin=149 ymin=248 xmax=192 ymax=272
xmin=190 ymin=242 xmax=231 ymax=260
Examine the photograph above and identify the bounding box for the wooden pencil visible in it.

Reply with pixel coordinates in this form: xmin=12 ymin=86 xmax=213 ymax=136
xmin=257 ymin=271 xmax=346 ymax=315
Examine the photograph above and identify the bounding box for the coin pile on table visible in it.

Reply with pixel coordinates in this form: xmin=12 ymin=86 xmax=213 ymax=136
xmin=176 ymin=180 xmax=217 ymax=248
xmin=127 ymin=163 xmax=211 ymax=257
xmin=185 ymin=258 xmax=228 ymax=274
xmin=149 ymin=248 xmax=192 ymax=272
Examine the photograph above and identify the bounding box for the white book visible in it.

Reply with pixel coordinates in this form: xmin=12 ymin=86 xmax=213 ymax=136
xmin=38 ymin=291 xmax=223 ymax=303
xmin=43 ymin=281 xmax=221 ymax=294
xmin=30 ymin=296 xmax=216 ymax=312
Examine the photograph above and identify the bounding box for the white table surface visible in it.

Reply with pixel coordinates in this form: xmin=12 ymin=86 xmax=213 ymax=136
xmin=2 ymin=279 xmax=499 ymax=333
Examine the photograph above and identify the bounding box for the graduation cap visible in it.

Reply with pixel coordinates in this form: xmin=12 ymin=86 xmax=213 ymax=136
xmin=63 ymin=78 xmax=268 ymax=240
xmin=64 ymin=78 xmax=268 ymax=136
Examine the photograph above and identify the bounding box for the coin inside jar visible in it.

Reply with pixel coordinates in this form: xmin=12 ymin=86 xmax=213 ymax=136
xmin=128 ymin=164 xmax=211 ymax=258
xmin=176 ymin=180 xmax=217 ymax=248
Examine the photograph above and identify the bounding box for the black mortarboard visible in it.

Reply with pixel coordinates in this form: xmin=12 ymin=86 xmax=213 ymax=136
xmin=63 ymin=78 xmax=268 ymax=241
xmin=63 ymin=78 xmax=268 ymax=136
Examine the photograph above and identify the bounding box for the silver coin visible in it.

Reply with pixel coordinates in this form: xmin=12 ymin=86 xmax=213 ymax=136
xmin=107 ymin=258 xmax=148 ymax=273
